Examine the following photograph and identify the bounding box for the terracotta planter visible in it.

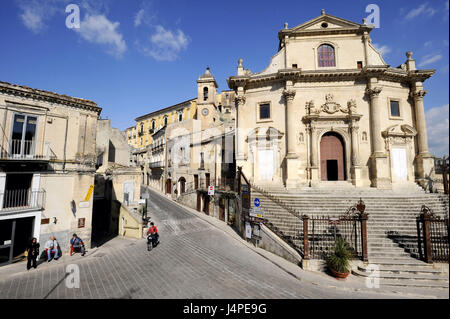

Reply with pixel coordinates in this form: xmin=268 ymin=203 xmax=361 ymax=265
xmin=330 ymin=268 xmax=350 ymax=279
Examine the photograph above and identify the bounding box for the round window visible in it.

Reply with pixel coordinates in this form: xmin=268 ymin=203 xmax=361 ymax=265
xmin=321 ymin=22 xmax=328 ymax=28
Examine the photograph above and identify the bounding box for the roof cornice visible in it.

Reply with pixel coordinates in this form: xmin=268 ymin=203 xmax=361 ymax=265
xmin=228 ymin=66 xmax=435 ymax=89
xmin=0 ymin=81 xmax=101 ymax=114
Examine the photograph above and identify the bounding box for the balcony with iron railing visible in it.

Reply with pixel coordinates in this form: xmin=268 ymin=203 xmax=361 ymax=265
xmin=0 ymin=140 xmax=52 ymax=161
xmin=0 ymin=189 xmax=46 ymax=214
xmin=149 ymin=160 xmax=165 ymax=168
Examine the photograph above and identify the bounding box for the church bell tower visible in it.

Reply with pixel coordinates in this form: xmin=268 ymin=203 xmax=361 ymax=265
xmin=197 ymin=67 xmax=218 ymax=128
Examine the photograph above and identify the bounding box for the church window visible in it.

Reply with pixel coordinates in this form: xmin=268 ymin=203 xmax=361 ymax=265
xmin=318 ymin=44 xmax=336 ymax=67
xmin=203 ymin=87 xmax=209 ymax=101
xmin=164 ymin=116 xmax=168 ymax=126
xmin=178 ymin=112 xmax=183 ymax=122
xmin=390 ymin=100 xmax=400 ymax=117
xmin=259 ymin=103 xmax=271 ymax=120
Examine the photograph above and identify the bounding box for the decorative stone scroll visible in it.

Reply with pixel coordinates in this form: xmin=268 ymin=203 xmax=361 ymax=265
xmin=305 ymin=95 xmax=358 ymax=115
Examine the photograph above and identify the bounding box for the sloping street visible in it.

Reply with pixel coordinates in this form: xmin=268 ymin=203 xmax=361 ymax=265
xmin=0 ymin=188 xmax=446 ymax=299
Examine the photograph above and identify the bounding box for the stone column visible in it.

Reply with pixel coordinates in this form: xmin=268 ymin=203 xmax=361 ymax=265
xmin=309 ymin=124 xmax=320 ymax=184
xmin=284 ymin=88 xmax=297 ymax=158
xmin=235 ymin=94 xmax=246 ymax=162
xmin=362 ymin=32 xmax=370 ymax=66
xmin=411 ymin=89 xmax=434 ymax=184
xmin=284 ymin=88 xmax=298 ymax=189
xmin=366 ymin=86 xmax=383 ymax=155
xmin=349 ymin=120 xmax=367 ymax=187
xmin=350 ymin=122 xmax=360 ymax=166
xmin=366 ymin=84 xmax=390 ymax=189
xmin=411 ymin=90 xmax=430 ymax=156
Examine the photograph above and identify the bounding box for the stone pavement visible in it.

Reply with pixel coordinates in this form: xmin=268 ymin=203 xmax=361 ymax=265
xmin=0 ymin=187 xmax=447 ymax=299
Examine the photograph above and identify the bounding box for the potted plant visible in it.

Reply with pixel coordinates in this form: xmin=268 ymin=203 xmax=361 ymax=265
xmin=327 ymin=238 xmax=352 ymax=279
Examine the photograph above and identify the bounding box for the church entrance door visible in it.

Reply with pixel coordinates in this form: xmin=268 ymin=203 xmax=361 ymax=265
xmin=320 ymin=132 xmax=346 ymax=181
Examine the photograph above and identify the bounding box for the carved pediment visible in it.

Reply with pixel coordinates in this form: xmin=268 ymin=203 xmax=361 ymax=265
xmin=247 ymin=126 xmax=284 ymax=142
xmin=382 ymin=124 xmax=417 ymax=138
xmin=289 ymin=13 xmax=364 ymax=32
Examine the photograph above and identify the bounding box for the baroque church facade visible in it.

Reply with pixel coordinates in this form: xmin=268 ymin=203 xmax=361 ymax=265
xmin=227 ymin=11 xmax=435 ymax=189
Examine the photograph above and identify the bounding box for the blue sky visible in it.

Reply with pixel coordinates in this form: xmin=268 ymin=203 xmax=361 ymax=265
xmin=0 ymin=0 xmax=448 ymax=156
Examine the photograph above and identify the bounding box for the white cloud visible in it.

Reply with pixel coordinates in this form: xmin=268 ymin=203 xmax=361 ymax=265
xmin=20 ymin=6 xmax=45 ymax=33
xmin=134 ymin=9 xmax=145 ymax=27
xmin=17 ymin=0 xmax=69 ymax=34
xmin=373 ymin=43 xmax=391 ymax=56
xmin=138 ymin=25 xmax=189 ymax=61
xmin=426 ymin=104 xmax=449 ymax=157
xmin=404 ymin=2 xmax=436 ymax=20
xmin=418 ymin=54 xmax=443 ymax=67
xmin=74 ymin=14 xmax=127 ymax=58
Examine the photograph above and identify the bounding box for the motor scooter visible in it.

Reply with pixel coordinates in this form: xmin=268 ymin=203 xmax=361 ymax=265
xmin=147 ymin=233 xmax=159 ymax=251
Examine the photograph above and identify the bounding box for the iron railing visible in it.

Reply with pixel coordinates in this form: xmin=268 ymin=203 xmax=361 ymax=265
xmin=1 ymin=139 xmax=51 ymax=160
xmin=149 ymin=161 xmax=164 ymax=168
xmin=417 ymin=205 xmax=449 ymax=263
xmin=300 ymin=213 xmax=368 ymax=261
xmin=0 ymin=189 xmax=46 ymax=212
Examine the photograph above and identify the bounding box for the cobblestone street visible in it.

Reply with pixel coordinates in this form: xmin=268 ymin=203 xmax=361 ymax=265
xmin=0 ymin=189 xmax=446 ymax=299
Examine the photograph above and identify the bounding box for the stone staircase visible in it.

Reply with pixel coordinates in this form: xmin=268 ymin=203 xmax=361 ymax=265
xmin=250 ymin=182 xmax=449 ymax=289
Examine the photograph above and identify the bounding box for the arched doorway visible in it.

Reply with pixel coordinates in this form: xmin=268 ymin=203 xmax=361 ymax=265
xmin=178 ymin=177 xmax=186 ymax=194
xmin=320 ymin=132 xmax=346 ymax=181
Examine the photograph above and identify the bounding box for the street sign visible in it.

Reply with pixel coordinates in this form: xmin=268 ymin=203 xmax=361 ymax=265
xmin=249 ymin=207 xmax=264 ymax=219
xmin=79 ymin=201 xmax=89 ymax=208
xmin=254 ymin=198 xmax=260 ymax=207
xmin=84 ymin=184 xmax=94 ymax=202
xmin=138 ymin=199 xmax=147 ymax=205
xmin=208 ymin=186 xmax=215 ymax=195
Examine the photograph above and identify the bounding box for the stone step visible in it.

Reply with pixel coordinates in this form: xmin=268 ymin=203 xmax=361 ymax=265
xmin=357 ymin=265 xmax=445 ymax=275
xmin=368 ymin=258 xmax=430 ymax=266
xmin=352 ymin=269 xmax=449 ymax=287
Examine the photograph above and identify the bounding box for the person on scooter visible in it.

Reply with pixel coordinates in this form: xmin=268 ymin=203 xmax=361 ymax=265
xmin=147 ymin=222 xmax=159 ymax=247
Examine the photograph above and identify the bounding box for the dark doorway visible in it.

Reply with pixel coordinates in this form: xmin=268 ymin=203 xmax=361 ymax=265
xmin=326 ymin=160 xmax=339 ymax=181
xmin=320 ymin=132 xmax=346 ymax=181
xmin=219 ymin=198 xmax=225 ymax=221
xmin=179 ymin=177 xmax=186 ymax=194
xmin=0 ymin=217 xmax=34 ymax=266
xmin=203 ymin=195 xmax=210 ymax=215
xmin=166 ymin=179 xmax=171 ymax=194
xmin=196 ymin=192 xmax=201 ymax=212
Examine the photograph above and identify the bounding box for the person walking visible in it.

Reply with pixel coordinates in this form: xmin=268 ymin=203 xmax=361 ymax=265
xmin=26 ymin=237 xmax=40 ymax=270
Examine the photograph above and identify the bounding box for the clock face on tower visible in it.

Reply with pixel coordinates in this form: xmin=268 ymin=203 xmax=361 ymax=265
xmin=202 ymin=108 xmax=209 ymax=116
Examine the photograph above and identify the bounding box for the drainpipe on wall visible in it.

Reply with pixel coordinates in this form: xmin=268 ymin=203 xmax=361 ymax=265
xmin=62 ymin=116 xmax=68 ymax=171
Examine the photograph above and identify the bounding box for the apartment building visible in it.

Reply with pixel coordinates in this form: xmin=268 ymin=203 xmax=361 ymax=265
xmin=0 ymin=81 xmax=101 ymax=266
